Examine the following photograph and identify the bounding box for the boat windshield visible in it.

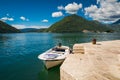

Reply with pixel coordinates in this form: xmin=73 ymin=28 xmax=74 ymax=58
xmin=52 ymin=48 xmax=65 ymax=52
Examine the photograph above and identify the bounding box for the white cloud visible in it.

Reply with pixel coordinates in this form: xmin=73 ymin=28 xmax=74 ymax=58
xmin=12 ymin=24 xmax=48 ymax=29
xmin=58 ymin=5 xmax=64 ymax=10
xmin=65 ymin=2 xmax=82 ymax=14
xmin=0 ymin=17 xmax=14 ymax=21
xmin=8 ymin=18 xmax=14 ymax=21
xmin=20 ymin=16 xmax=25 ymax=20
xmin=85 ymin=5 xmax=98 ymax=15
xmin=52 ymin=11 xmax=63 ymax=17
xmin=85 ymin=0 xmax=120 ymax=23
xmin=41 ymin=19 xmax=48 ymax=22
xmin=53 ymin=2 xmax=82 ymax=17
xmin=20 ymin=16 xmax=29 ymax=21
xmin=6 ymin=13 xmax=9 ymax=16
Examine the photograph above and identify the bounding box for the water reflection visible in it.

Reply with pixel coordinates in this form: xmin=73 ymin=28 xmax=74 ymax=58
xmin=0 ymin=33 xmax=120 ymax=80
xmin=38 ymin=65 xmax=60 ymax=80
xmin=53 ymin=33 xmax=95 ymax=48
xmin=0 ymin=34 xmax=11 ymax=42
xmin=38 ymin=67 xmax=48 ymax=80
xmin=53 ymin=33 xmax=120 ymax=48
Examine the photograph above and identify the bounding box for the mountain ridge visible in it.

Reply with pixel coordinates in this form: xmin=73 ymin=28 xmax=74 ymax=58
xmin=112 ymin=19 xmax=120 ymax=24
xmin=20 ymin=28 xmax=47 ymax=32
xmin=46 ymin=14 xmax=112 ymax=33
xmin=0 ymin=21 xmax=21 ymax=33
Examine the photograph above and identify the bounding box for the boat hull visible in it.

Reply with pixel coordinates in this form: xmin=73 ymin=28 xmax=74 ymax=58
xmin=44 ymin=59 xmax=64 ymax=69
xmin=38 ymin=46 xmax=70 ymax=69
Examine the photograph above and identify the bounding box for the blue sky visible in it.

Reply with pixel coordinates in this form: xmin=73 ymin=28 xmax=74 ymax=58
xmin=0 ymin=0 xmax=120 ymax=29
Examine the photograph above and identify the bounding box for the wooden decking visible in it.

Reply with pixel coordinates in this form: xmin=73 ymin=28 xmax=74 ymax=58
xmin=60 ymin=40 xmax=120 ymax=80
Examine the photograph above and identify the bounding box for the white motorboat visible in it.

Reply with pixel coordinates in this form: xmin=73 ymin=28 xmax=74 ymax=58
xmin=38 ymin=46 xmax=70 ymax=69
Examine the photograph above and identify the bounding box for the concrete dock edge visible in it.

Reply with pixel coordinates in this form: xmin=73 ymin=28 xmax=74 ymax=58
xmin=60 ymin=40 xmax=120 ymax=80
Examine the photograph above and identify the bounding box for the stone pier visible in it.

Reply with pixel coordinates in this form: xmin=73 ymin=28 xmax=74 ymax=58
xmin=60 ymin=40 xmax=120 ymax=80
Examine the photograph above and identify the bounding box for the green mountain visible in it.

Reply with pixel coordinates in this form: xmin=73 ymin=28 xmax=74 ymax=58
xmin=46 ymin=14 xmax=112 ymax=33
xmin=0 ymin=21 xmax=21 ymax=33
xmin=110 ymin=25 xmax=120 ymax=32
xmin=20 ymin=28 xmax=39 ymax=32
xmin=106 ymin=19 xmax=120 ymax=32
xmin=112 ymin=19 xmax=120 ymax=25
xmin=37 ymin=28 xmax=47 ymax=32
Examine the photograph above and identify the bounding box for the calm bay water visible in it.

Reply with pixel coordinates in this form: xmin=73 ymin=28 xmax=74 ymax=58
xmin=0 ymin=33 xmax=120 ymax=80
